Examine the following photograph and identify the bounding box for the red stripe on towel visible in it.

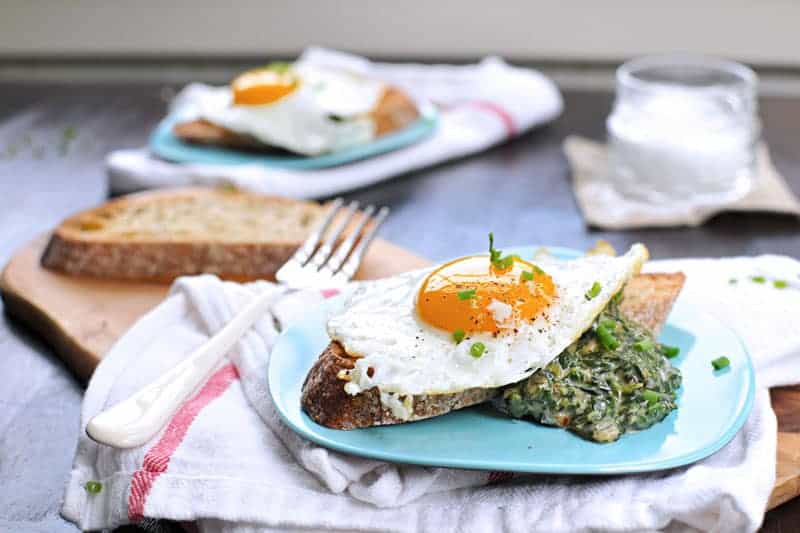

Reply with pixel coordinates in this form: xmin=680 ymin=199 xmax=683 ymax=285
xmin=445 ymin=100 xmax=517 ymax=137
xmin=468 ymin=101 xmax=517 ymax=136
xmin=127 ymin=363 xmax=239 ymax=521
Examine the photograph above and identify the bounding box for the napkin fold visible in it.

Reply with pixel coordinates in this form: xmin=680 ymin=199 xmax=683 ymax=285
xmin=108 ymin=48 xmax=563 ymax=199
xmin=565 ymin=136 xmax=800 ymax=229
xmin=63 ymin=254 xmax=800 ymax=532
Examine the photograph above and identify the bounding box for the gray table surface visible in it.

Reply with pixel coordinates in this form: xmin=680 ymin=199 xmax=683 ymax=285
xmin=0 ymin=82 xmax=798 ymax=532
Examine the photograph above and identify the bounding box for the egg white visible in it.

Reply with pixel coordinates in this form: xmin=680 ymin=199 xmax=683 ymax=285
xmin=196 ymin=64 xmax=386 ymax=156
xmin=327 ymin=244 xmax=649 ymax=417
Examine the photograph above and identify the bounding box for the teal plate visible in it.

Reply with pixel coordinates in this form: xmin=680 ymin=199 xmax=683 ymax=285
xmin=269 ymin=246 xmax=755 ymax=474
xmin=149 ymin=102 xmax=438 ymax=170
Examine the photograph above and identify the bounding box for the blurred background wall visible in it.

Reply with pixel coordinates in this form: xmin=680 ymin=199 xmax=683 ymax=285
xmin=1 ymin=0 xmax=798 ymax=64
xmin=1 ymin=0 xmax=798 ymax=90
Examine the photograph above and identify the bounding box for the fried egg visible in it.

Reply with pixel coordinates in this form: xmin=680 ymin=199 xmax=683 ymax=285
xmin=196 ymin=63 xmax=386 ymax=156
xmin=327 ymin=243 xmax=649 ymax=419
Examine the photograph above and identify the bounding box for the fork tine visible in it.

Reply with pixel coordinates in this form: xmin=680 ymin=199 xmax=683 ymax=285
xmin=275 ymin=198 xmax=344 ymax=285
xmin=334 ymin=206 xmax=390 ymax=282
xmin=320 ymin=204 xmax=376 ymax=276
xmin=307 ymin=200 xmax=359 ymax=270
xmin=288 ymin=198 xmax=343 ymax=266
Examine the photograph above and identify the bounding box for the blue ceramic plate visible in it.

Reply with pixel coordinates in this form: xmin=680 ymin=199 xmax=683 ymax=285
xmin=269 ymin=246 xmax=755 ymax=474
xmin=149 ymin=102 xmax=438 ymax=170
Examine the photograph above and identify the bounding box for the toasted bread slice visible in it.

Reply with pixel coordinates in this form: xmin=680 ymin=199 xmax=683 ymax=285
xmin=173 ymin=87 xmax=420 ymax=152
xmin=301 ymin=272 xmax=686 ymax=430
xmin=41 ymin=187 xmax=324 ymax=282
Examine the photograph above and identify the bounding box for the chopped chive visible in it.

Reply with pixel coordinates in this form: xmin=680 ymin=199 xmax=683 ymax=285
xmin=774 ymin=279 xmax=789 ymax=289
xmin=751 ymin=276 xmax=766 ymax=284
xmin=728 ymin=278 xmax=738 ymax=285
xmin=520 ymin=270 xmax=534 ymax=281
xmin=85 ymin=481 xmax=102 ymax=494
xmin=457 ymin=289 xmax=477 ymax=300
xmin=585 ymin=281 xmax=602 ymax=300
xmin=712 ymin=356 xmax=730 ymax=370
xmin=470 ymin=342 xmax=486 ymax=358
xmin=488 ymin=232 xmax=501 ymax=263
xmin=266 ymin=61 xmax=292 ymax=73
xmin=662 ymin=345 xmax=680 ymax=358
xmin=634 ymin=339 xmax=654 ymax=352
xmin=452 ymin=329 xmax=465 ymax=344
xmin=487 ymin=232 xmax=517 ymax=270
xmin=596 ymin=323 xmax=619 ymax=350
xmin=600 ymin=319 xmax=617 ymax=330
xmin=60 ymin=125 xmax=78 ymax=155
xmin=642 ymin=389 xmax=660 ymax=405
xmin=532 ymin=265 xmax=545 ymax=275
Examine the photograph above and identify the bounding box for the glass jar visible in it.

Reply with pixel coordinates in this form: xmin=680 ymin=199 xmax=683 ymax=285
xmin=607 ymin=54 xmax=759 ymax=204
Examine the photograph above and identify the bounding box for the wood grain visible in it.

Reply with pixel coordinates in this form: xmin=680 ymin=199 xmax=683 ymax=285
xmin=1 ymin=233 xmax=798 ymax=511
xmin=772 ymin=387 xmax=800 ymax=509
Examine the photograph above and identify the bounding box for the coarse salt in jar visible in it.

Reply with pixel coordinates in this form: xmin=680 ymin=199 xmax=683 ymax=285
xmin=607 ymin=54 xmax=760 ymax=204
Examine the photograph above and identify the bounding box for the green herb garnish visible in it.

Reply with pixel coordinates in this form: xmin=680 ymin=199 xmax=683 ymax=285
xmin=600 ymin=319 xmax=617 ymax=330
xmin=633 ymin=339 xmax=654 ymax=352
xmin=585 ymin=281 xmax=602 ymax=300
xmin=453 ymin=329 xmax=465 ymax=344
xmin=662 ymin=345 xmax=680 ymax=358
xmin=266 ymin=61 xmax=292 ymax=73
xmin=774 ymin=280 xmax=789 ymax=289
xmin=712 ymin=356 xmax=730 ymax=370
xmin=457 ymin=289 xmax=477 ymax=300
xmin=520 ymin=270 xmax=534 ymax=281
xmin=487 ymin=233 xmax=517 ymax=270
xmin=596 ymin=323 xmax=619 ymax=350
xmin=642 ymin=389 xmax=660 ymax=405
xmin=489 ymin=232 xmax=500 ymax=262
xmin=470 ymin=342 xmax=486 ymax=358
xmin=60 ymin=125 xmax=78 ymax=155
xmin=533 ymin=265 xmax=545 ymax=275
xmin=85 ymin=481 xmax=103 ymax=494
xmin=751 ymin=276 xmax=766 ymax=284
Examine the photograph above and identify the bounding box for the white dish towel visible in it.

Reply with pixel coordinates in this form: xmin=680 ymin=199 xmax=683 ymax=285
xmin=62 ymin=255 xmax=800 ymax=532
xmin=107 ymin=47 xmax=563 ymax=199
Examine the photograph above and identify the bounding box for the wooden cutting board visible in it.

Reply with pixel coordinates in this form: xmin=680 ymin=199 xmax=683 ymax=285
xmin=2 ymin=234 xmax=798 ymax=511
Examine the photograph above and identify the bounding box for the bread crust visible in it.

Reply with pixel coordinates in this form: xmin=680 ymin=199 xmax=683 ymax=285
xmin=173 ymin=86 xmax=420 ymax=152
xmin=301 ymin=272 xmax=686 ymax=430
xmin=301 ymin=341 xmax=497 ymax=430
xmin=40 ymin=187 xmax=323 ymax=282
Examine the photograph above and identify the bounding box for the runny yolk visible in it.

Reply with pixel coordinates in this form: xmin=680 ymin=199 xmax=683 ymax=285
xmin=231 ymin=68 xmax=299 ymax=106
xmin=416 ymin=255 xmax=556 ymax=335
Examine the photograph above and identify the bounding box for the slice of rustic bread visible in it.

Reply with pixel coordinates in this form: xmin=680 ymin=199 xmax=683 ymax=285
xmin=301 ymin=272 xmax=686 ymax=430
xmin=173 ymin=87 xmax=420 ymax=152
xmin=41 ymin=187 xmax=324 ymax=282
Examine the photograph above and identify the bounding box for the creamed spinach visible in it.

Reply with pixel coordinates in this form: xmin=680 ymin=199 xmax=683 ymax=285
xmin=496 ymin=296 xmax=681 ymax=443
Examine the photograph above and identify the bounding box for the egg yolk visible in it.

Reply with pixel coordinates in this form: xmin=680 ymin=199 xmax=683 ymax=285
xmin=231 ymin=68 xmax=299 ymax=106
xmin=416 ymin=255 xmax=556 ymax=335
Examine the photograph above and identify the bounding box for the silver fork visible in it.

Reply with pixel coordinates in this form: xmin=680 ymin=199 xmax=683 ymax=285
xmin=86 ymin=199 xmax=389 ymax=448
